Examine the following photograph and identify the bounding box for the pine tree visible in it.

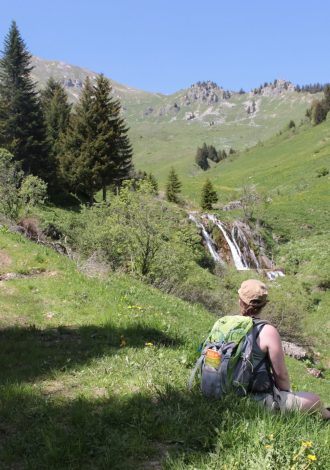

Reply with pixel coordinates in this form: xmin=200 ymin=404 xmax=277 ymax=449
xmin=201 ymin=178 xmax=218 ymax=211
xmin=207 ymin=144 xmax=219 ymax=162
xmin=195 ymin=143 xmax=209 ymax=170
xmin=311 ymin=100 xmax=327 ymax=125
xmin=41 ymin=77 xmax=71 ymax=156
xmin=146 ymin=173 xmax=158 ymax=194
xmin=109 ymin=95 xmax=133 ymax=193
xmin=59 ymin=77 xmax=95 ymax=200
xmin=59 ymin=75 xmax=133 ymax=202
xmin=0 ymin=21 xmax=49 ymax=179
xmin=166 ymin=167 xmax=182 ymax=203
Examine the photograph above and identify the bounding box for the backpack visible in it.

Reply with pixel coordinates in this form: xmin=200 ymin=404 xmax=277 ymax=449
xmin=189 ymin=315 xmax=272 ymax=399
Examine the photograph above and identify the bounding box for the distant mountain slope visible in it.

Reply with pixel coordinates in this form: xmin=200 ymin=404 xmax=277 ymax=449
xmin=31 ymin=56 xmax=159 ymax=104
xmin=31 ymin=57 xmax=320 ymax=181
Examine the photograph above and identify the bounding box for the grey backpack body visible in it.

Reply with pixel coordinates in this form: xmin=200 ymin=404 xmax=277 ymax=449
xmin=189 ymin=317 xmax=273 ymax=399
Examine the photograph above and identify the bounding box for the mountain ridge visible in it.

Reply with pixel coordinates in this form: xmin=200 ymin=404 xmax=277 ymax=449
xmin=30 ymin=56 xmax=321 ymax=182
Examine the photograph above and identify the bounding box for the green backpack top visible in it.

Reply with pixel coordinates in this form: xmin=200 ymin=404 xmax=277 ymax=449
xmin=189 ymin=315 xmax=270 ymax=398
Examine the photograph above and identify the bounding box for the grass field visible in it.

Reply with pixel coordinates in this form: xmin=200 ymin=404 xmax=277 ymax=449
xmin=0 ymin=230 xmax=329 ymax=469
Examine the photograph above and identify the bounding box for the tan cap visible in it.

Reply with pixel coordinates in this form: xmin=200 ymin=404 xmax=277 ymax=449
xmin=238 ymin=279 xmax=268 ymax=307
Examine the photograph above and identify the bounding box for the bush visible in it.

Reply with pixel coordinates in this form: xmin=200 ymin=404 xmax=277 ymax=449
xmin=19 ymin=175 xmax=48 ymax=208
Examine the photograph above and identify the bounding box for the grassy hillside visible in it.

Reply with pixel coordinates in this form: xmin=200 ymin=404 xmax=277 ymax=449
xmin=129 ymin=91 xmax=317 ymax=182
xmin=180 ymin=119 xmax=330 ymax=366
xmin=31 ymin=57 xmax=319 ymax=183
xmin=0 ymin=230 xmax=329 ymax=469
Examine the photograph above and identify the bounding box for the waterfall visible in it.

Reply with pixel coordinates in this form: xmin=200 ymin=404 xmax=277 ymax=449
xmin=189 ymin=212 xmax=285 ymax=280
xmin=207 ymin=214 xmax=249 ymax=270
xmin=188 ymin=214 xmax=224 ymax=265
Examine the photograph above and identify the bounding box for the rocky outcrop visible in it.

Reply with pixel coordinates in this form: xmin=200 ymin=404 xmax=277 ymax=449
xmin=158 ymin=103 xmax=180 ymax=117
xmin=222 ymin=200 xmax=242 ymax=211
xmin=182 ymin=81 xmax=230 ymax=106
xmin=282 ymin=341 xmax=309 ymax=360
xmin=253 ymin=79 xmax=295 ymax=97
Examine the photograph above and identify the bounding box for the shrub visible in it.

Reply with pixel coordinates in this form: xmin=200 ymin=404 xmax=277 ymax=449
xmin=19 ymin=175 xmax=48 ymax=208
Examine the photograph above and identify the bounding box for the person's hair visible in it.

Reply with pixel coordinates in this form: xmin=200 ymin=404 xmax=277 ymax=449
xmin=240 ymin=298 xmax=264 ymax=317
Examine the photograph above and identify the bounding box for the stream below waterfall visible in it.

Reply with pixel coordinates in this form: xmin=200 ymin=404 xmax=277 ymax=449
xmin=189 ymin=213 xmax=284 ymax=280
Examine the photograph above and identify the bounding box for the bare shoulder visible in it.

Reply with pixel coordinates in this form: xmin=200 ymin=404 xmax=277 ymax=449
xmin=261 ymin=323 xmax=280 ymax=338
xmin=258 ymin=323 xmax=282 ymax=351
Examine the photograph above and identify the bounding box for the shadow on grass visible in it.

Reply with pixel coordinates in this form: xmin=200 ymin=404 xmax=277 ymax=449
xmin=0 ymin=385 xmax=274 ymax=470
xmin=0 ymin=324 xmax=182 ymax=385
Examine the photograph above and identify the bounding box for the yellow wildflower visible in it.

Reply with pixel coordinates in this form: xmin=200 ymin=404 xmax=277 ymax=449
xmin=302 ymin=441 xmax=313 ymax=448
xmin=264 ymin=445 xmax=272 ymax=449
xmin=145 ymin=342 xmax=154 ymax=347
xmin=307 ymin=454 xmax=317 ymax=461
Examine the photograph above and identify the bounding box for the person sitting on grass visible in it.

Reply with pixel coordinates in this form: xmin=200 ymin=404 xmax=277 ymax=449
xmin=238 ymin=279 xmax=330 ymax=420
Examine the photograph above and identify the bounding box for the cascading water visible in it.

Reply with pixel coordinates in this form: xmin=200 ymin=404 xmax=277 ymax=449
xmin=188 ymin=214 xmax=224 ymax=265
xmin=189 ymin=212 xmax=285 ymax=280
xmin=207 ymin=214 xmax=249 ymax=270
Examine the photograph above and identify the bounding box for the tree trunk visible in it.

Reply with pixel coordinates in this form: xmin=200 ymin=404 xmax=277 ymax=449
xmin=102 ymin=185 xmax=107 ymax=202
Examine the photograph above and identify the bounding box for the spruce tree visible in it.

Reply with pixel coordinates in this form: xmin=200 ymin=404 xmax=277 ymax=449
xmin=60 ymin=75 xmax=133 ymax=201
xmin=41 ymin=77 xmax=71 ymax=156
xmin=166 ymin=167 xmax=182 ymax=203
xmin=195 ymin=143 xmax=209 ymax=170
xmin=59 ymin=77 xmax=95 ymax=201
xmin=146 ymin=173 xmax=158 ymax=194
xmin=201 ymin=178 xmax=218 ymax=211
xmin=0 ymin=21 xmax=49 ymax=179
xmin=207 ymin=144 xmax=219 ymax=162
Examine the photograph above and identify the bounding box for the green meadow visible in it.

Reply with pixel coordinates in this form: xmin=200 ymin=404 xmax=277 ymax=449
xmin=1 ymin=88 xmax=330 ymax=469
xmin=0 ymin=230 xmax=329 ymax=469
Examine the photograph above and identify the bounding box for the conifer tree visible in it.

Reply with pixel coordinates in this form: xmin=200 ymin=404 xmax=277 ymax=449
xmin=166 ymin=167 xmax=182 ymax=203
xmin=195 ymin=143 xmax=209 ymax=170
xmin=0 ymin=21 xmax=49 ymax=179
xmin=201 ymin=178 xmax=218 ymax=211
xmin=41 ymin=77 xmax=71 ymax=157
xmin=60 ymin=75 xmax=133 ymax=201
xmin=207 ymin=144 xmax=219 ymax=162
xmin=59 ymin=77 xmax=95 ymax=200
xmin=146 ymin=173 xmax=158 ymax=194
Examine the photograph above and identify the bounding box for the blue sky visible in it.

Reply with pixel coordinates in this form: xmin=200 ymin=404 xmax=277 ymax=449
xmin=1 ymin=0 xmax=329 ymax=94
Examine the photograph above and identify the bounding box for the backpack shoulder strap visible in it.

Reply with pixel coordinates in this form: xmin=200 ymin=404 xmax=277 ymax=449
xmin=252 ymin=318 xmax=269 ymax=340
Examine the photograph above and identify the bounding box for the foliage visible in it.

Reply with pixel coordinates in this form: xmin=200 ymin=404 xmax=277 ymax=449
xmin=0 ymin=21 xmax=50 ymax=180
xmin=311 ymin=100 xmax=327 ymax=125
xmin=59 ymin=75 xmax=133 ymax=202
xmin=201 ymin=178 xmax=218 ymax=210
xmin=61 ymin=182 xmax=185 ymax=276
xmin=195 ymin=143 xmax=231 ymax=170
xmin=195 ymin=144 xmax=209 ymax=170
xmin=19 ymin=175 xmax=48 ymax=208
xmin=308 ymin=85 xmax=330 ymax=125
xmin=206 ymin=144 xmax=218 ymax=162
xmin=240 ymin=184 xmax=261 ymax=221
xmin=145 ymin=172 xmax=159 ymax=194
xmin=166 ymin=167 xmax=182 ymax=203
xmin=40 ymin=77 xmax=72 ymax=184
xmin=0 ymin=148 xmax=23 ymax=218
